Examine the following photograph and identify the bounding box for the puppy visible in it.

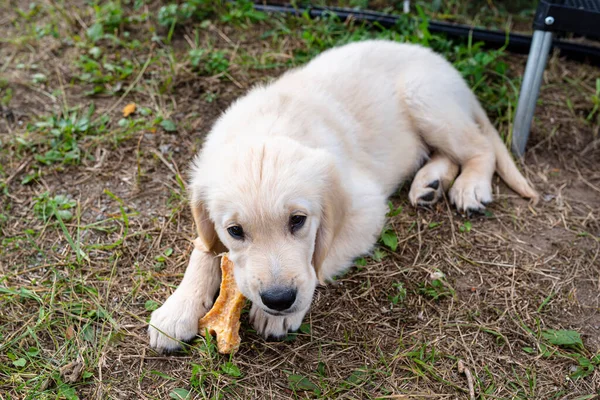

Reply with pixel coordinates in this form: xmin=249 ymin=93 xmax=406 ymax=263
xmin=148 ymin=39 xmax=537 ymax=351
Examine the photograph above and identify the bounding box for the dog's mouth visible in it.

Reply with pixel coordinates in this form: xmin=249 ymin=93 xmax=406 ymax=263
xmin=263 ymin=308 xmax=296 ymax=316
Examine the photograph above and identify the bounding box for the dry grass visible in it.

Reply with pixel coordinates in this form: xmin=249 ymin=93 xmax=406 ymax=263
xmin=0 ymin=1 xmax=599 ymax=399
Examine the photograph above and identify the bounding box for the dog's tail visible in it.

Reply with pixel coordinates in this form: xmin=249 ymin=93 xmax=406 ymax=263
xmin=474 ymin=104 xmax=539 ymax=204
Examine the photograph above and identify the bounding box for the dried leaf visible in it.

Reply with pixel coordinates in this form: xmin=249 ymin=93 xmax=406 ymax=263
xmin=122 ymin=103 xmax=136 ymax=117
xmin=65 ymin=325 xmax=75 ymax=340
xmin=60 ymin=359 xmax=84 ymax=383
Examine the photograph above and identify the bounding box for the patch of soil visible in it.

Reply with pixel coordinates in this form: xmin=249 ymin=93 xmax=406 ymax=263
xmin=574 ymin=281 xmax=600 ymax=351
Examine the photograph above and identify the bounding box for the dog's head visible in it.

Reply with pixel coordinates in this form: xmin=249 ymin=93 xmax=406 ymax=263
xmin=190 ymin=136 xmax=346 ymax=319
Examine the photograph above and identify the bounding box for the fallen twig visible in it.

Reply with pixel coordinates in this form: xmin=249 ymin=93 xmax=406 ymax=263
xmin=458 ymin=360 xmax=475 ymax=400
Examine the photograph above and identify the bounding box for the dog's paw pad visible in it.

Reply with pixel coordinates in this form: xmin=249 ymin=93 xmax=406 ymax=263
xmin=410 ymin=180 xmax=443 ymax=208
xmin=426 ymin=180 xmax=440 ymax=190
xmin=418 ymin=190 xmax=436 ymax=202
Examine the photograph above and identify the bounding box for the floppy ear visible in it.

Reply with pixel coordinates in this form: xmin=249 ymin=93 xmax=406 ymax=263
xmin=190 ymin=185 xmax=220 ymax=252
xmin=312 ymin=167 xmax=348 ymax=283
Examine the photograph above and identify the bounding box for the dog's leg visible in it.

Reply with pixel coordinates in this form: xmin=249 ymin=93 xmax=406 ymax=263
xmin=148 ymin=242 xmax=221 ymax=352
xmin=426 ymin=121 xmax=495 ymax=214
xmin=423 ymin=116 xmax=496 ymax=213
xmin=401 ymin=79 xmax=496 ymax=214
xmin=447 ymin=144 xmax=495 ymax=214
xmin=409 ymin=152 xmax=459 ymax=207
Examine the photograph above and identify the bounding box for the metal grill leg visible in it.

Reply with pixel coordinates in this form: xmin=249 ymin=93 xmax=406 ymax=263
xmin=511 ymin=30 xmax=553 ymax=157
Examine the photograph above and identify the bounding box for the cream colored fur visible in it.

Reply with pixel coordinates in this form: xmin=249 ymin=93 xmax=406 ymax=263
xmin=148 ymin=40 xmax=537 ymax=351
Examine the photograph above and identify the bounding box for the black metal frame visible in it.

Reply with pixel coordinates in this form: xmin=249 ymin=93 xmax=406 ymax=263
xmin=253 ymin=2 xmax=600 ymax=63
xmin=513 ymin=0 xmax=600 ymax=156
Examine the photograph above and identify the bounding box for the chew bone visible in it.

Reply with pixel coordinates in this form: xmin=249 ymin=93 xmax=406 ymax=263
xmin=198 ymin=253 xmax=246 ymax=354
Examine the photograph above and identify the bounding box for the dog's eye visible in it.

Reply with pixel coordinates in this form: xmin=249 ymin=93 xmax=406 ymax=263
xmin=289 ymin=215 xmax=306 ymax=233
xmin=227 ymin=225 xmax=244 ymax=240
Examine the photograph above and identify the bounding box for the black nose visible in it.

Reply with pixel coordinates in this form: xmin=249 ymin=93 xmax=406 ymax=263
xmin=260 ymin=287 xmax=297 ymax=311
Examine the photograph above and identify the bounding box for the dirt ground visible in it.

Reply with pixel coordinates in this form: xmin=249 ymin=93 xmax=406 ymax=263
xmin=0 ymin=1 xmax=599 ymax=399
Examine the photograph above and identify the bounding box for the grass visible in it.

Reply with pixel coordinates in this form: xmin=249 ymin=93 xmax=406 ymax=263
xmin=1 ymin=0 xmax=599 ymax=399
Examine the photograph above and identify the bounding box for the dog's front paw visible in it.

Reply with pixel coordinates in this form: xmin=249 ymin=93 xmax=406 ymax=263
xmin=148 ymin=294 xmax=212 ymax=352
xmin=249 ymin=304 xmax=305 ymax=341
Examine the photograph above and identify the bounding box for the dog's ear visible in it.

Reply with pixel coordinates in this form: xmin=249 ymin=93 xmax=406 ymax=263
xmin=312 ymin=166 xmax=347 ymax=283
xmin=190 ymin=185 xmax=219 ymax=252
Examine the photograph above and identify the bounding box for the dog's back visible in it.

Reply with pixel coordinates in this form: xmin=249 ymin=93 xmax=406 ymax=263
xmin=202 ymin=39 xmax=536 ymax=204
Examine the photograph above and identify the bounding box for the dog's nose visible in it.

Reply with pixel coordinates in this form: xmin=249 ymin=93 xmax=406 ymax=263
xmin=260 ymin=287 xmax=297 ymax=311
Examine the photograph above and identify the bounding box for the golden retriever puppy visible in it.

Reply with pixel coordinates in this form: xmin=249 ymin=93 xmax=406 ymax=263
xmin=148 ymin=39 xmax=537 ymax=351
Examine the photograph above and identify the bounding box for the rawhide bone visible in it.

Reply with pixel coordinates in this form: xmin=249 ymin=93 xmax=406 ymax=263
xmin=198 ymin=253 xmax=246 ymax=354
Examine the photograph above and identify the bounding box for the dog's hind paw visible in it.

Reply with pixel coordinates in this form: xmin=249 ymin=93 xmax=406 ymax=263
xmin=409 ymin=178 xmax=443 ymax=207
xmin=448 ymin=175 xmax=492 ymax=214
